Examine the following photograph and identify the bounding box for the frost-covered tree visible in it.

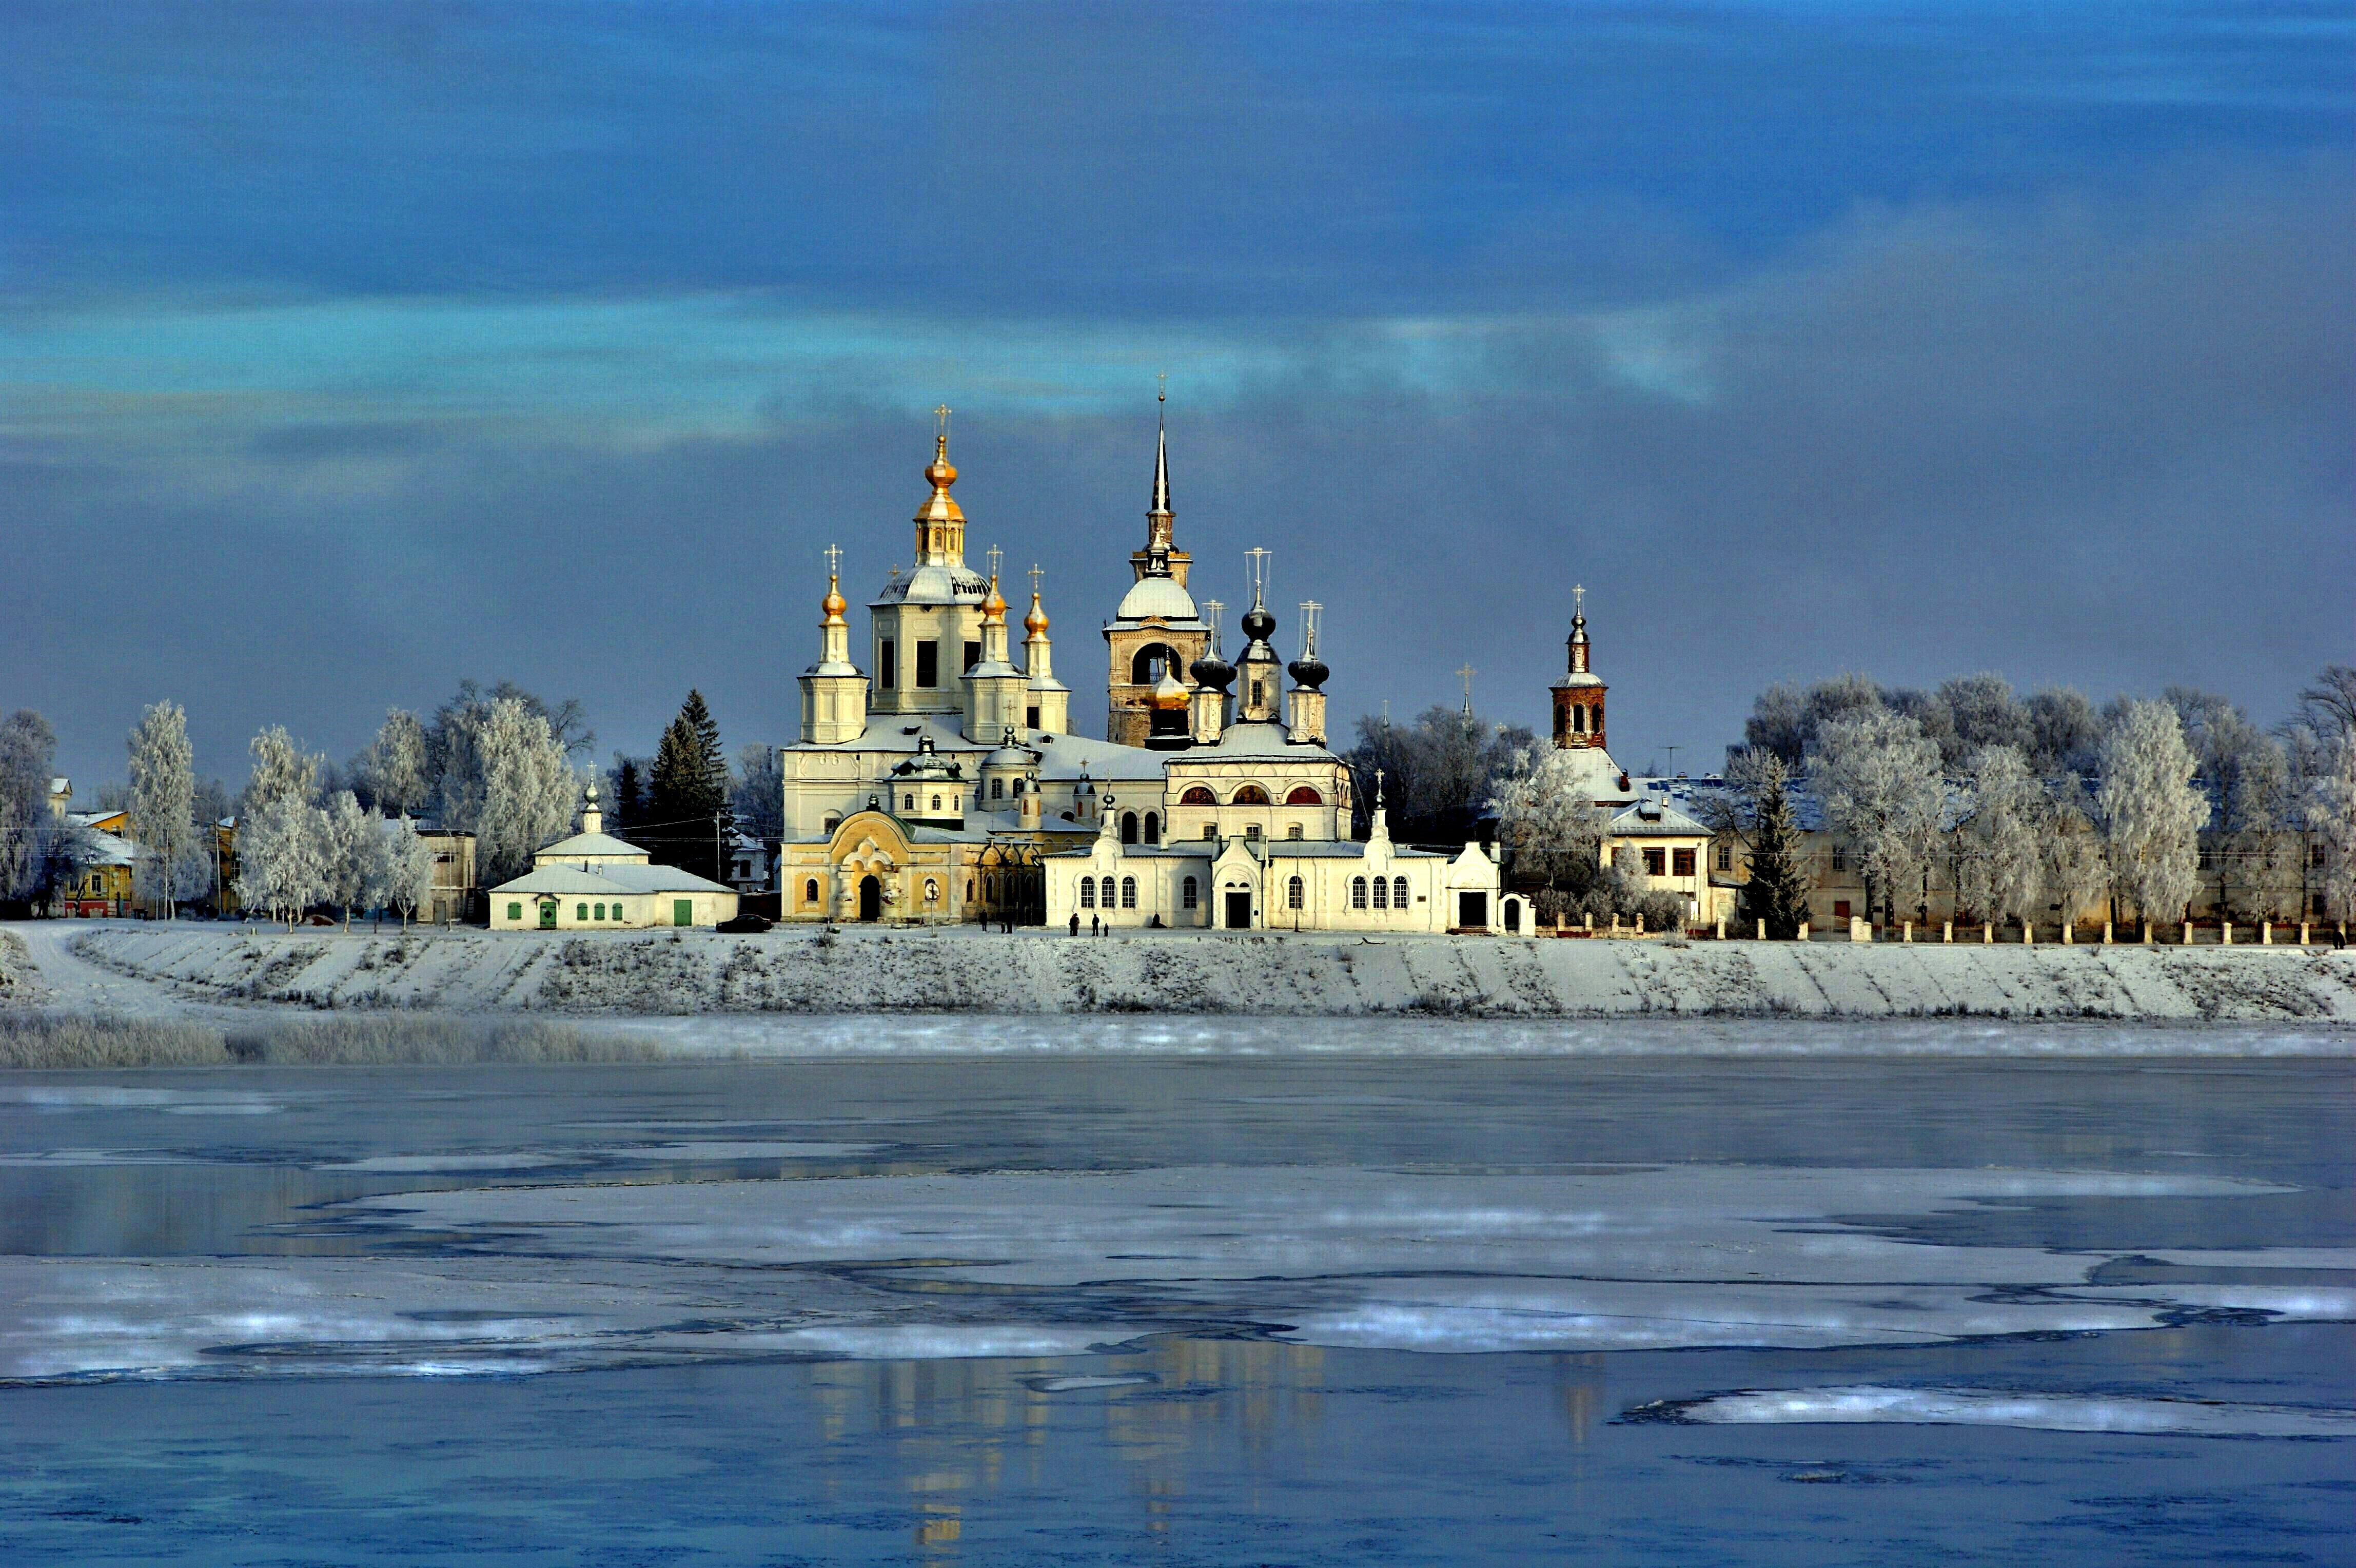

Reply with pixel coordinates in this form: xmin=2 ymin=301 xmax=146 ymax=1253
xmin=234 ymin=727 xmax=329 ymax=926
xmin=322 ymin=791 xmax=376 ymax=926
xmin=0 ymin=709 xmax=57 ymax=899
xmin=1941 ymin=673 xmax=2034 ymax=761
xmin=2306 ymin=732 xmax=2356 ymax=927
xmin=474 ymin=697 xmax=576 ymax=884
xmin=1735 ymin=754 xmax=1811 ymax=938
xmin=1744 ymin=674 xmax=1886 ymax=766
xmin=731 ymin=742 xmax=783 ymax=850
xmin=1488 ymin=746 xmax=1610 ymax=906
xmin=1812 ymin=710 xmax=1945 ymax=928
xmin=2027 ymin=687 xmax=2105 ymax=780
xmin=127 ymin=701 xmax=201 ymax=917
xmin=2044 ymin=801 xmax=2109 ymax=933
xmin=377 ymin=816 xmax=439 ymax=926
xmin=1955 ymin=744 xmax=2046 ymax=929
xmin=426 ymin=679 xmax=592 ymax=831
xmin=2096 ymin=700 xmax=2209 ymax=932
xmin=362 ymin=709 xmax=431 ymax=820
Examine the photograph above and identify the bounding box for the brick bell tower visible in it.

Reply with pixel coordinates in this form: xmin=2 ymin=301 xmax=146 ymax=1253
xmin=1550 ymin=584 xmax=1606 ymax=750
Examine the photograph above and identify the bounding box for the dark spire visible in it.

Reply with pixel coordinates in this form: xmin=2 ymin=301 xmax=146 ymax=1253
xmin=1151 ymin=385 xmax=1171 ymax=518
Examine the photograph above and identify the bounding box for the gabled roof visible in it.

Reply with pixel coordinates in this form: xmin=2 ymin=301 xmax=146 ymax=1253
xmin=1605 ymin=797 xmax=1711 ymax=838
xmin=533 ymin=830 xmax=647 ymax=862
xmin=493 ymin=861 xmax=733 ymax=896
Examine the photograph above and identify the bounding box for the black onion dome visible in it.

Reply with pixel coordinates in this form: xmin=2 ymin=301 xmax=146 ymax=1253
xmin=1240 ymin=602 xmax=1277 ymax=643
xmin=1190 ymin=652 xmax=1235 ymax=692
xmin=1286 ymin=654 xmax=1328 ymax=691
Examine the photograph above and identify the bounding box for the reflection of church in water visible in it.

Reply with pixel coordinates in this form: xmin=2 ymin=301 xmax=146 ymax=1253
xmin=775 ymin=400 xmax=1500 ymax=930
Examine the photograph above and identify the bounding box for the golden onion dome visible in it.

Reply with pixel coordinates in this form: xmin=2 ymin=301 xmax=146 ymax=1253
xmin=925 ymin=434 xmax=956 ymax=492
xmin=820 ymin=578 xmax=848 ymax=621
xmin=983 ymin=578 xmax=1008 ymax=619
xmin=1024 ymin=592 xmax=1049 ymax=636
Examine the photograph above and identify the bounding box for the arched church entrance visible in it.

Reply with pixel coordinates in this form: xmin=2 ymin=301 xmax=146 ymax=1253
xmin=858 ymin=875 xmax=882 ymax=923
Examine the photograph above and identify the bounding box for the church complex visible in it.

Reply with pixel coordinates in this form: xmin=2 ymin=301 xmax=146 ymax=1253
xmin=771 ymin=401 xmax=1509 ymax=932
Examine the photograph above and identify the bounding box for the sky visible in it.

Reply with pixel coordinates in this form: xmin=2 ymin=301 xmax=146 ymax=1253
xmin=4 ymin=0 xmax=2351 ymax=790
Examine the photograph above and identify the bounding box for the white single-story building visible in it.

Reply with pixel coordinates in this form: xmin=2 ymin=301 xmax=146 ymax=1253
xmin=488 ymin=786 xmax=739 ymax=930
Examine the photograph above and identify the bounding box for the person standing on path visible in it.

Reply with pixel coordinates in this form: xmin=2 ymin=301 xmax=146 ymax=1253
xmin=1069 ymin=912 xmax=1079 ymax=936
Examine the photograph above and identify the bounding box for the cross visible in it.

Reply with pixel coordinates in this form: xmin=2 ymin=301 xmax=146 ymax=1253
xmin=1157 ymin=370 xmax=1167 ymax=404
xmin=1300 ymin=600 xmax=1322 ymax=655
xmin=1574 ymin=582 xmax=1585 ymax=620
xmin=1028 ymin=563 xmax=1044 ymax=596
xmin=986 ymin=544 xmax=1003 ymax=582
xmin=823 ymin=542 xmax=841 ymax=579
xmin=934 ymin=404 xmax=951 ymax=441
xmin=1458 ymin=663 xmax=1477 ymax=714
xmin=1245 ymin=547 xmax=1270 ymax=599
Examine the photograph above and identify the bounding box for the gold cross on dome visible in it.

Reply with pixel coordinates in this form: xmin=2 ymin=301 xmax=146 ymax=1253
xmin=986 ymin=545 xmax=1003 ymax=582
xmin=1574 ymin=582 xmax=1585 ymax=619
xmin=934 ymin=404 xmax=951 ymax=442
xmin=1458 ymin=663 xmax=1477 ymax=710
xmin=1028 ymin=563 xmax=1044 ymax=595
xmin=823 ymin=542 xmax=842 ymax=578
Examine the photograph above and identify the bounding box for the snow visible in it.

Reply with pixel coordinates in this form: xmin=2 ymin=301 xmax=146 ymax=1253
xmin=59 ymin=922 xmax=2356 ymax=1025
xmin=1662 ymin=1385 xmax=2356 ymax=1438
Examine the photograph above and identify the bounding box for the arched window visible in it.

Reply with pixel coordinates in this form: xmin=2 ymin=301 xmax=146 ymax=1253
xmin=804 ymin=878 xmax=819 ymax=905
xmin=1012 ymin=777 xmax=1024 ymax=795
xmin=1372 ymin=878 xmax=1388 ymax=910
xmin=1594 ymin=700 xmax=1603 ymax=731
xmin=1233 ymin=785 xmax=1270 ymax=806
xmin=966 ymin=878 xmax=974 ymax=901
xmin=1350 ymin=877 xmax=1368 ymax=909
xmin=1393 ymin=876 xmax=1409 ymax=910
xmin=822 ymin=816 xmax=838 ymax=835
xmin=594 ymin=903 xmax=605 ymax=920
xmin=1181 ymin=786 xmax=1215 ymax=805
xmin=1120 ymin=876 xmax=1136 ymax=909
xmin=1079 ymin=877 xmax=1096 ymax=908
xmin=1285 ymin=786 xmax=1322 ymax=805
xmin=1574 ymin=705 xmax=1586 ymax=734
xmin=930 ymin=794 xmax=941 ymax=811
xmin=1287 ymin=876 xmax=1305 ymax=910
xmin=1182 ymin=876 xmax=1199 ymax=909
xmin=924 ymin=878 xmax=939 ymax=904
xmin=1121 ymin=812 xmax=1138 ymax=845
xmin=577 ymin=903 xmax=589 ymax=921
xmin=904 ymin=794 xmax=915 ymax=811
xmin=1100 ymin=876 xmax=1116 ymax=908
xmin=991 ymin=778 xmax=1004 ymax=799
xmin=1143 ymin=812 xmax=1159 ymax=845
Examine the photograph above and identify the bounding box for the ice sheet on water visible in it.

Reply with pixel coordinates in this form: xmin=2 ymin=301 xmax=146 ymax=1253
xmin=1659 ymin=1385 xmax=2356 ymax=1438
xmin=0 ymin=1085 xmax=282 ymax=1114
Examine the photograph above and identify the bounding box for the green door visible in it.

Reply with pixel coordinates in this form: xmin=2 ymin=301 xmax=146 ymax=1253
xmin=538 ymin=899 xmax=557 ymax=930
xmin=673 ymin=899 xmax=693 ymax=927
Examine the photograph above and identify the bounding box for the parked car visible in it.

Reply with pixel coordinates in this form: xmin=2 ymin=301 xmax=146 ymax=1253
xmin=714 ymin=913 xmax=773 ymax=934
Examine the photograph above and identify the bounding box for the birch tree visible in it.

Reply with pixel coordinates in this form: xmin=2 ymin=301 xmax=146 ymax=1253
xmin=127 ymin=701 xmax=199 ymax=918
xmin=1488 ymin=745 xmax=1609 ymax=909
xmin=475 ymin=697 xmax=576 ymax=883
xmin=1812 ymin=710 xmax=1945 ymax=927
xmin=0 ymin=710 xmax=57 ymax=899
xmin=2096 ymin=700 xmax=2208 ymax=931
xmin=378 ymin=817 xmax=439 ymax=926
xmin=2307 ymin=732 xmax=2356 ymax=927
xmin=234 ymin=728 xmax=330 ymax=927
xmin=2044 ymin=799 xmax=2109 ymax=933
xmin=1956 ymin=744 xmax=2045 ymax=929
xmin=363 ymin=709 xmax=431 ymax=820
xmin=322 ymin=791 xmax=375 ymax=926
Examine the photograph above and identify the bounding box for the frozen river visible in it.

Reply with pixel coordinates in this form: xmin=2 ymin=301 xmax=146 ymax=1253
xmin=1 ymin=1020 xmax=2350 ymax=1563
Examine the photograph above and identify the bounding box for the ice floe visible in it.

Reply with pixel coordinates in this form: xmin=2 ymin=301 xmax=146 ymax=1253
xmin=1651 ymin=1385 xmax=2356 ymax=1437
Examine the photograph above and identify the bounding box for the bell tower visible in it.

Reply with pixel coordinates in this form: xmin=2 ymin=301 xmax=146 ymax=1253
xmin=1550 ymin=584 xmax=1606 ymax=750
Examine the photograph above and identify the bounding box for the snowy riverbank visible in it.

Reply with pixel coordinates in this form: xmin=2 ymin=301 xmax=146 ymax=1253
xmin=55 ymin=922 xmax=2356 ymax=1023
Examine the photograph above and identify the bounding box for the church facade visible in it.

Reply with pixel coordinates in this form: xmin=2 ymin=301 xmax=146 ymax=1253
xmin=772 ymin=402 xmax=1501 ymax=931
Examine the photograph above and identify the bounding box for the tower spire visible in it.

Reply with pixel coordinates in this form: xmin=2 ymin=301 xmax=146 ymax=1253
xmin=1146 ymin=379 xmax=1174 ymax=556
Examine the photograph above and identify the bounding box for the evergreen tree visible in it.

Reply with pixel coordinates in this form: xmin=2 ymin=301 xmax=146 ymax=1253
xmin=608 ymin=756 xmax=645 ymax=833
xmin=1737 ymin=755 xmax=1812 ymax=938
xmin=646 ymin=691 xmax=733 ymax=880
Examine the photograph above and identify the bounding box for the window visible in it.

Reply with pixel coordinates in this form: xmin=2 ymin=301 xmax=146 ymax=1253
xmin=1716 ymin=845 xmax=1731 ymax=871
xmin=822 ymin=816 xmax=838 ymax=834
xmin=1393 ymin=876 xmax=1409 ymax=909
xmin=1831 ymin=846 xmax=1848 ymax=871
xmin=1131 ymin=644 xmax=1181 ymax=684
xmin=594 ymin=903 xmax=605 ymax=920
xmin=1203 ymin=825 xmax=1218 ymax=840
xmin=1182 ymin=876 xmax=1199 ymax=909
xmin=966 ymin=879 xmax=974 ymax=901
xmin=915 ymin=639 xmax=939 ymax=688
xmin=1080 ymin=878 xmax=1096 ymax=908
xmin=1121 ymin=812 xmax=1138 ymax=845
xmin=1012 ymin=777 xmax=1025 ymax=795
xmin=1372 ymin=877 xmax=1388 ymax=909
xmin=1350 ymin=877 xmax=1368 ymax=909
xmin=1100 ymin=876 xmax=1116 ymax=908
xmin=577 ymin=903 xmax=589 ymax=920
xmin=1027 ymin=705 xmax=1040 ymax=730
xmin=1574 ymin=705 xmax=1587 ymax=734
xmin=1253 ymin=679 xmax=1267 ymax=708
xmin=1642 ymin=849 xmax=1665 ymax=877
xmin=1120 ymin=876 xmax=1136 ymax=909
xmin=1245 ymin=824 xmax=1261 ymax=839
xmin=924 ymin=879 xmax=939 ymax=903
xmin=1233 ymin=785 xmax=1270 ymax=805
xmin=991 ymin=778 xmax=1003 ymax=800
xmin=507 ymin=902 xmax=522 ymax=921
xmin=1593 ymin=700 xmax=1603 ymax=731
xmin=904 ymin=794 xmax=915 ymax=811
xmin=1287 ymin=825 xmax=1303 ymax=840
xmin=804 ymin=879 xmax=819 ymax=904
xmin=1285 ymin=786 xmax=1322 ymax=805
xmin=1143 ymin=812 xmax=1159 ymax=845
xmin=930 ymin=794 xmax=942 ymax=811
xmin=1181 ymin=786 xmax=1216 ymax=805
xmin=1287 ymin=876 xmax=1305 ymax=910
xmin=878 ymin=640 xmax=896 ymax=688
xmin=1673 ymin=849 xmax=1696 ymax=877
xmin=963 ymin=640 xmax=980 ymax=672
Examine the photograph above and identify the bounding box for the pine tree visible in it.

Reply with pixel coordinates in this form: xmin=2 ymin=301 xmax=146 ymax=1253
xmin=647 ymin=691 xmax=733 ymax=880
xmin=610 ymin=756 xmax=645 ymax=832
xmin=1738 ymin=755 xmax=1812 ymax=938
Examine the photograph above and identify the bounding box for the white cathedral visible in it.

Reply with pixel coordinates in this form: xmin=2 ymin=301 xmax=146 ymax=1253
xmin=774 ymin=404 xmax=1502 ymax=932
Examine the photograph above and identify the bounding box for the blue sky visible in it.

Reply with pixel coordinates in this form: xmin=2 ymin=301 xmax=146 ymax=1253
xmin=4 ymin=1 xmax=2350 ymax=786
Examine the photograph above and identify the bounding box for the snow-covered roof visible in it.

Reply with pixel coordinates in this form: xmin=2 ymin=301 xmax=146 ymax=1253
xmin=788 ymin=715 xmax=1167 ymax=782
xmin=1605 ymin=797 xmax=1712 ymax=838
xmin=872 ymin=562 xmax=989 ymax=607
xmin=492 ymin=862 xmax=734 ymax=896
xmin=1184 ymin=721 xmax=1338 ymax=762
xmin=533 ymin=829 xmax=648 ymax=863
xmin=1110 ymin=574 xmax=1202 ymax=624
xmin=78 ymin=828 xmax=139 ymax=867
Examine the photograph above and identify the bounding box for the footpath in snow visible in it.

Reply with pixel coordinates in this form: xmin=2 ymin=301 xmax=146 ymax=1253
xmin=54 ymin=922 xmax=2356 ymax=1024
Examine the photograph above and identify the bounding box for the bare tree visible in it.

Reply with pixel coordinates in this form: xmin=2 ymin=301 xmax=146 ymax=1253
xmin=1812 ymin=710 xmax=1945 ymax=928
xmin=2097 ymin=700 xmax=2209 ymax=932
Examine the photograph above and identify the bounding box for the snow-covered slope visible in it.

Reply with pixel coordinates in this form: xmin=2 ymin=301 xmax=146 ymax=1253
xmin=67 ymin=924 xmax=2356 ymax=1022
